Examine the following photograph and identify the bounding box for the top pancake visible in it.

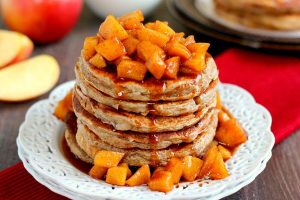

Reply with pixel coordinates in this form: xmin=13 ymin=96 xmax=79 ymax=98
xmin=77 ymin=52 xmax=218 ymax=102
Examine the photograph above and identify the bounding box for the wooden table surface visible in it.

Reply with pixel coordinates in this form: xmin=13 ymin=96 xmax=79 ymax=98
xmin=0 ymin=2 xmax=299 ymax=200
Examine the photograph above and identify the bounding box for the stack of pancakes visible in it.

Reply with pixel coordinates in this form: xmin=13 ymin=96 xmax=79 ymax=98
xmin=65 ymin=52 xmax=220 ymax=167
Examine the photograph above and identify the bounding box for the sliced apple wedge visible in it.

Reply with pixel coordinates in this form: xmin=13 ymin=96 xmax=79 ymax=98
xmin=14 ymin=32 xmax=34 ymax=63
xmin=0 ymin=55 xmax=60 ymax=102
xmin=0 ymin=30 xmax=33 ymax=68
xmin=0 ymin=30 xmax=22 ymax=68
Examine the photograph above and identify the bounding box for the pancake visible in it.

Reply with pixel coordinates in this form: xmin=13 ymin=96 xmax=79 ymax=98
xmin=65 ymin=129 xmax=93 ymax=163
xmin=64 ymin=112 xmax=92 ymax=163
xmin=74 ymin=97 xmax=218 ymax=149
xmin=75 ymin=119 xmax=217 ymax=167
xmin=74 ymin=88 xmax=217 ymax=133
xmin=76 ymin=67 xmax=218 ymax=116
xmin=215 ymin=0 xmax=300 ymax=14
xmin=77 ymin=53 xmax=218 ymax=101
xmin=215 ymin=0 xmax=300 ymax=30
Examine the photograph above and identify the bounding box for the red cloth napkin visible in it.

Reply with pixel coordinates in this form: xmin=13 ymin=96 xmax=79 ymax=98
xmin=1 ymin=48 xmax=300 ymax=199
xmin=215 ymin=48 xmax=300 ymax=144
xmin=0 ymin=163 xmax=67 ymax=199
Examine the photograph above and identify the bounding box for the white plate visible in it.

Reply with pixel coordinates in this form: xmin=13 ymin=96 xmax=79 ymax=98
xmin=195 ymin=0 xmax=300 ymax=39
xmin=17 ymin=80 xmax=275 ymax=200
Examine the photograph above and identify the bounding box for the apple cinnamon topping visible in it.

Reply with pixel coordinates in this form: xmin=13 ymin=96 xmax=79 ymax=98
xmin=82 ymin=10 xmax=210 ymax=81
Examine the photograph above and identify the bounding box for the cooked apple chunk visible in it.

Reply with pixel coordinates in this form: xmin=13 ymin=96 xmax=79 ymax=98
xmin=83 ymin=36 xmax=98 ymax=60
xmin=164 ymin=56 xmax=180 ymax=79
xmin=184 ymin=35 xmax=196 ymax=46
xmin=119 ymin=163 xmax=132 ymax=178
xmin=216 ymin=117 xmax=247 ymax=148
xmin=137 ymin=28 xmax=170 ymax=48
xmin=117 ymin=60 xmax=147 ymax=81
xmin=126 ymin=164 xmax=151 ymax=186
xmin=99 ymin=15 xmax=128 ymax=40
xmin=136 ymin=41 xmax=165 ymax=61
xmin=122 ymin=36 xmax=140 ymax=55
xmin=148 ymin=171 xmax=174 ymax=193
xmin=165 ymin=157 xmax=184 ymax=184
xmin=106 ymin=166 xmax=127 ymax=186
xmin=187 ymin=43 xmax=210 ymax=53
xmin=94 ymin=150 xmax=124 ymax=168
xmin=119 ymin=10 xmax=144 ymax=30
xmin=218 ymin=145 xmax=232 ymax=161
xmin=182 ymin=156 xmax=203 ymax=182
xmin=165 ymin=41 xmax=191 ymax=60
xmin=89 ymin=166 xmax=107 ymax=180
xmin=145 ymin=51 xmax=166 ymax=79
xmin=95 ymin=38 xmax=126 ymax=61
xmin=183 ymin=53 xmax=206 ymax=72
xmin=89 ymin=53 xmax=106 ymax=69
xmin=198 ymin=144 xmax=218 ymax=179
xmin=209 ymin=150 xmax=229 ymax=180
xmin=146 ymin=20 xmax=175 ymax=36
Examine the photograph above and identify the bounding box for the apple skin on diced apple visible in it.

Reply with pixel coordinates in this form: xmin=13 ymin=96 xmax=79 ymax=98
xmin=1 ymin=0 xmax=83 ymax=44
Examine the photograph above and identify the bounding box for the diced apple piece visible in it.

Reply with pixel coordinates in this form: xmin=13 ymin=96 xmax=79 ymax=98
xmin=136 ymin=41 xmax=165 ymax=61
xmin=0 ymin=30 xmax=23 ymax=68
xmin=119 ymin=163 xmax=132 ymax=178
xmin=113 ymin=56 xmax=131 ymax=66
xmin=89 ymin=165 xmax=107 ymax=180
xmin=89 ymin=54 xmax=106 ymax=69
xmin=122 ymin=36 xmax=140 ymax=55
xmin=170 ymin=32 xmax=185 ymax=44
xmin=153 ymin=166 xmax=165 ymax=174
xmin=94 ymin=150 xmax=125 ymax=168
xmin=146 ymin=51 xmax=166 ymax=79
xmin=187 ymin=43 xmax=210 ymax=54
xmin=106 ymin=166 xmax=127 ymax=186
xmin=95 ymin=38 xmax=126 ymax=61
xmin=147 ymin=20 xmax=175 ymax=36
xmin=54 ymin=89 xmax=73 ymax=120
xmin=216 ymin=91 xmax=222 ymax=110
xmin=182 ymin=156 xmax=203 ymax=182
xmin=148 ymin=171 xmax=174 ymax=193
xmin=165 ymin=157 xmax=184 ymax=184
xmin=14 ymin=32 xmax=34 ymax=63
xmin=137 ymin=28 xmax=170 ymax=48
xmin=119 ymin=10 xmax=144 ymax=30
xmin=183 ymin=53 xmax=206 ymax=72
xmin=218 ymin=145 xmax=232 ymax=161
xmin=209 ymin=150 xmax=229 ymax=180
xmin=218 ymin=110 xmax=230 ymax=123
xmin=184 ymin=35 xmax=196 ymax=46
xmin=83 ymin=36 xmax=98 ymax=60
xmin=99 ymin=15 xmax=128 ymax=40
xmin=117 ymin=60 xmax=147 ymax=81
xmin=0 ymin=55 xmax=60 ymax=102
xmin=127 ymin=29 xmax=138 ymax=38
xmin=53 ymin=100 xmax=68 ymax=121
xmin=198 ymin=144 xmax=218 ymax=179
xmin=215 ymin=118 xmax=247 ymax=148
xmin=145 ymin=22 xmax=155 ymax=29
xmin=126 ymin=164 xmax=151 ymax=186
xmin=164 ymin=56 xmax=180 ymax=79
xmin=165 ymin=41 xmax=191 ymax=60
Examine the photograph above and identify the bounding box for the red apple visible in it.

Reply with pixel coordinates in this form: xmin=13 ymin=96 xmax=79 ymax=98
xmin=1 ymin=0 xmax=83 ymax=44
